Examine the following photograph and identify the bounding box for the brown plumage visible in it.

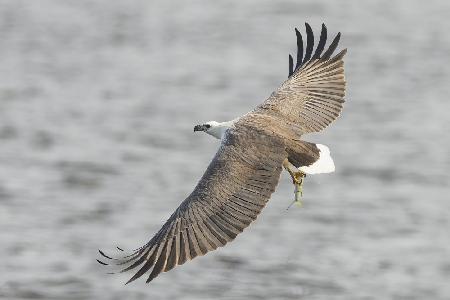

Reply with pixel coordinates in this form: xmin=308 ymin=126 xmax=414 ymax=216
xmin=98 ymin=23 xmax=347 ymax=284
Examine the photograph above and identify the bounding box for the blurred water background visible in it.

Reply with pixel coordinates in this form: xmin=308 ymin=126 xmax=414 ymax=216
xmin=0 ymin=1 xmax=449 ymax=299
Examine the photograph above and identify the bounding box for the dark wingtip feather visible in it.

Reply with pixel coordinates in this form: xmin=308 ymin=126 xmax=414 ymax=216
xmin=118 ymin=254 xmax=148 ymax=273
xmin=302 ymin=22 xmax=314 ymax=65
xmin=312 ymin=23 xmax=327 ymax=59
xmin=97 ymin=259 xmax=109 ymax=266
xmin=124 ymin=247 xmax=159 ymax=284
xmin=294 ymin=27 xmax=304 ymax=71
xmin=117 ymin=246 xmax=124 ymax=251
xmin=322 ymin=32 xmax=341 ymax=60
xmin=99 ymin=249 xmax=113 ymax=260
xmin=125 ymin=268 xmax=147 ymax=285
xmin=288 ymin=54 xmax=294 ymax=77
xmin=146 ymin=275 xmax=157 ymax=284
xmin=145 ymin=269 xmax=159 ymax=283
xmin=125 ymin=273 xmax=141 ymax=285
xmin=328 ymin=48 xmax=347 ymax=63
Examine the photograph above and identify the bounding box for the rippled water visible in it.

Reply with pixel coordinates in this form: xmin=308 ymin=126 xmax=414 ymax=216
xmin=0 ymin=1 xmax=449 ymax=299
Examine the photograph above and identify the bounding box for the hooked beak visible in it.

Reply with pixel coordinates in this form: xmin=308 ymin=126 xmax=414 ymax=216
xmin=194 ymin=124 xmax=207 ymax=132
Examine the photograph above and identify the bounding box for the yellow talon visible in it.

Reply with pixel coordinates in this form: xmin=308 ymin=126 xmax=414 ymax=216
xmin=293 ymin=171 xmax=306 ymax=184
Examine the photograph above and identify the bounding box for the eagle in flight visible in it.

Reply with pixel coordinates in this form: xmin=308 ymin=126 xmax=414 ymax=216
xmin=98 ymin=23 xmax=347 ymax=284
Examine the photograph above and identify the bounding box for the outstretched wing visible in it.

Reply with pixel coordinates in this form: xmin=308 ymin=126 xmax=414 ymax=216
xmin=98 ymin=125 xmax=287 ymax=283
xmin=255 ymin=23 xmax=347 ymax=134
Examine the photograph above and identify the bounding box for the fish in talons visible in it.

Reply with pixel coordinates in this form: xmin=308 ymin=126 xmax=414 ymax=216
xmin=283 ymin=159 xmax=307 ymax=209
xmin=292 ymin=172 xmax=306 ymax=208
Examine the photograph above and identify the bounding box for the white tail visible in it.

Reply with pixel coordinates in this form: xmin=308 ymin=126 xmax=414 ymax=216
xmin=299 ymin=144 xmax=335 ymax=174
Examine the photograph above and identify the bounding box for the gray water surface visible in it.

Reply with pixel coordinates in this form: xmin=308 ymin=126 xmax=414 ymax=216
xmin=0 ymin=1 xmax=449 ymax=299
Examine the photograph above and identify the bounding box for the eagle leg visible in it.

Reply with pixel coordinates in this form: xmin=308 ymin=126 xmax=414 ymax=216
xmin=282 ymin=159 xmax=306 ymax=208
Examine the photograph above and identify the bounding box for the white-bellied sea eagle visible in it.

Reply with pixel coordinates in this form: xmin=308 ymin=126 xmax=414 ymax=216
xmin=98 ymin=23 xmax=347 ymax=284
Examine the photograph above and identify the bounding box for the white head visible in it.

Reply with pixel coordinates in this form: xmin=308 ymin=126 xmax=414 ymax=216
xmin=194 ymin=120 xmax=234 ymax=139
